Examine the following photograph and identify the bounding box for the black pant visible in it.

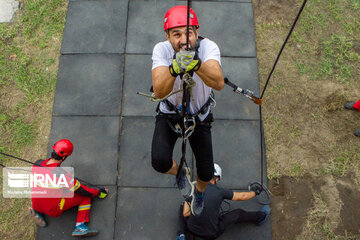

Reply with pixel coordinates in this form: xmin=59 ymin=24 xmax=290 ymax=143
xmin=178 ymin=205 xmax=265 ymax=239
xmin=151 ymin=113 xmax=214 ymax=182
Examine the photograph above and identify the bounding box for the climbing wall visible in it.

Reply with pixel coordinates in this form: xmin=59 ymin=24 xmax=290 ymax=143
xmin=36 ymin=0 xmax=271 ymax=239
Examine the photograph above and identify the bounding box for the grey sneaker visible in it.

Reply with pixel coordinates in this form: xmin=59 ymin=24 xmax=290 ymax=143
xmin=177 ymin=167 xmax=194 ymax=199
xmin=344 ymin=102 xmax=355 ymax=110
xmin=191 ymin=183 xmax=205 ymax=216
xmin=354 ymin=129 xmax=360 ymax=137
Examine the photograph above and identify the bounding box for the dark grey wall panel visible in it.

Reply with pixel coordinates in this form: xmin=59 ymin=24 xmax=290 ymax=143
xmin=126 ymin=0 xmax=175 ymax=54
xmin=211 ymin=120 xmax=266 ymax=189
xmin=177 ymin=1 xmax=256 ymax=57
xmin=53 ymin=55 xmax=123 ymax=116
xmin=122 ymin=55 xmax=156 ymax=116
xmin=213 ymin=57 xmax=260 ymax=120
xmin=115 ymin=188 xmax=183 ymax=239
xmin=118 ymin=116 xmax=193 ymax=187
xmin=48 ymin=116 xmax=120 ymax=185
xmin=61 ymin=1 xmax=128 ymax=54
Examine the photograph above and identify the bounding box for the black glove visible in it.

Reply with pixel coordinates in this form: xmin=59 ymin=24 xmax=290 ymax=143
xmin=250 ymin=184 xmax=262 ymax=195
xmin=97 ymin=187 xmax=108 ymax=199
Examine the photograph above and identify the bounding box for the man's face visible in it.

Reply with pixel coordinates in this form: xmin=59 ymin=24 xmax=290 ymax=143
xmin=166 ymin=26 xmax=198 ymax=52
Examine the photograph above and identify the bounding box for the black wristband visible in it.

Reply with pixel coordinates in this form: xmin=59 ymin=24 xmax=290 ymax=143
xmin=169 ymin=64 xmax=178 ymax=77
xmin=193 ymin=59 xmax=202 ymax=72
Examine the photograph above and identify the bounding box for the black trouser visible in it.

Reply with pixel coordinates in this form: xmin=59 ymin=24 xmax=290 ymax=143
xmin=151 ymin=113 xmax=214 ymax=182
xmin=178 ymin=204 xmax=188 ymax=236
xmin=34 ymin=208 xmax=45 ymax=217
xmin=213 ymin=209 xmax=265 ymax=239
xmin=178 ymin=205 xmax=265 ymax=239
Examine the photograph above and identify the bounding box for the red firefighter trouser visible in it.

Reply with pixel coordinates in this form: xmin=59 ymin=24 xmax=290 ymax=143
xmin=354 ymin=100 xmax=360 ymax=111
xmin=60 ymin=195 xmax=92 ymax=223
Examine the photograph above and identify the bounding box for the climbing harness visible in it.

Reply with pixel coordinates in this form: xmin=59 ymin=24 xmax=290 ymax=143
xmin=0 ymin=151 xmax=101 ymax=188
xmin=225 ymin=0 xmax=308 ymax=204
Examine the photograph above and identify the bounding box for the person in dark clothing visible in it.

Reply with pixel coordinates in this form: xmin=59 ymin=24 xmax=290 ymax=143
xmin=176 ymin=163 xmax=270 ymax=240
xmin=344 ymin=100 xmax=360 ymax=137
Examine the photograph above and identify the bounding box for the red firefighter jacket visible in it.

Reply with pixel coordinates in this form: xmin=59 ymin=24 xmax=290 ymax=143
xmin=31 ymin=159 xmax=99 ymax=217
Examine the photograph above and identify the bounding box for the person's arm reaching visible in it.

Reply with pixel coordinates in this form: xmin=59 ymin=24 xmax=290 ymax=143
xmin=232 ymin=191 xmax=256 ymax=201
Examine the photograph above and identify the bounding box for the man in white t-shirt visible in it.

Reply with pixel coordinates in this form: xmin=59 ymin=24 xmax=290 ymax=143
xmin=151 ymin=5 xmax=224 ymax=216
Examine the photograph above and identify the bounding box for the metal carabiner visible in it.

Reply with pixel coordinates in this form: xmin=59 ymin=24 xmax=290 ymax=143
xmin=184 ymin=116 xmax=196 ymax=139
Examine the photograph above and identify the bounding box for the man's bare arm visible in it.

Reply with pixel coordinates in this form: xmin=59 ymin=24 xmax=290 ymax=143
xmin=152 ymin=66 xmax=176 ymax=99
xmin=196 ymin=59 xmax=224 ymax=90
xmin=232 ymin=191 xmax=256 ymax=201
xmin=152 ymin=59 xmax=224 ymax=98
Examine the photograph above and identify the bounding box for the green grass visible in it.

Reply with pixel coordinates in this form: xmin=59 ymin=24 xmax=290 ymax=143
xmin=268 ymin=172 xmax=279 ymax=180
xmin=331 ymin=147 xmax=360 ymax=176
xmin=291 ymin=0 xmax=360 ymax=83
xmin=0 ymin=0 xmax=66 ymax=154
xmin=296 ymin=61 xmax=313 ymax=74
xmin=291 ymin=162 xmax=302 ymax=177
xmin=256 ymin=1 xmax=359 ymax=238
xmin=0 ymin=0 xmax=67 ymax=239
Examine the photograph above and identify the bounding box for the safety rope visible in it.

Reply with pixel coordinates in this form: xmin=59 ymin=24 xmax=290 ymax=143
xmin=136 ymin=89 xmax=183 ymax=102
xmin=0 ymin=151 xmax=100 ymax=188
xmin=137 ymin=71 xmax=196 ymax=102
xmin=260 ymin=0 xmax=308 ymax=99
xmin=176 ymin=0 xmax=193 ymax=185
xmin=225 ymin=0 xmax=308 ymax=204
xmin=257 ymin=0 xmax=307 ymax=198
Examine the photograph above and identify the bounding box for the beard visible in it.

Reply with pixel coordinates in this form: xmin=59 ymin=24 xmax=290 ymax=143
xmin=171 ymin=41 xmax=196 ymax=52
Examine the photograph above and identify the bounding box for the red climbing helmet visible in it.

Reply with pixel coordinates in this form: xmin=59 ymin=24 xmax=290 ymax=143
xmin=52 ymin=139 xmax=73 ymax=157
xmin=163 ymin=5 xmax=199 ymax=31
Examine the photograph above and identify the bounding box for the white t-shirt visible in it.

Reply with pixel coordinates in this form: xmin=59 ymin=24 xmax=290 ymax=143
xmin=152 ymin=38 xmax=221 ymax=121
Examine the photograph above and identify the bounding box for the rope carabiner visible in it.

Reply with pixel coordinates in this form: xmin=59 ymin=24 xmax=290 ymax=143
xmin=224 ymin=77 xmax=262 ymax=105
xmin=184 ymin=116 xmax=196 ymax=139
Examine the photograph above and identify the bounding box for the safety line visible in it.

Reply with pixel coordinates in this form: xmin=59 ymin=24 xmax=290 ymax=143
xmin=260 ymin=106 xmax=263 ymax=186
xmin=176 ymin=0 xmax=193 ymax=184
xmin=260 ymin=0 xmax=308 ymax=99
xmin=0 ymin=151 xmax=100 ymax=188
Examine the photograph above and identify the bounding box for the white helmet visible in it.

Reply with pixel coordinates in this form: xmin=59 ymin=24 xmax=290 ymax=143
xmin=214 ymin=163 xmax=222 ymax=179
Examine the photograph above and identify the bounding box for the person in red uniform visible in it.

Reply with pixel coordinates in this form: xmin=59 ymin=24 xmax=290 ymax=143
xmin=344 ymin=100 xmax=360 ymax=137
xmin=29 ymin=139 xmax=108 ymax=237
